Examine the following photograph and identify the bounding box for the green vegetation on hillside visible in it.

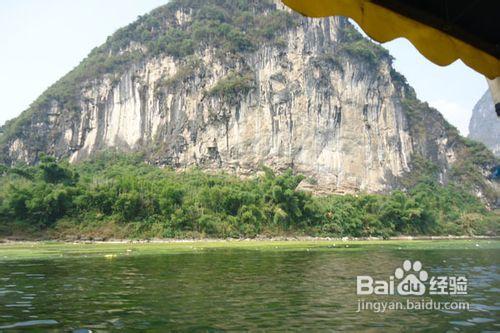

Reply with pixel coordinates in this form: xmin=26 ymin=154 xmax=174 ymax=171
xmin=144 ymin=1 xmax=299 ymax=57
xmin=208 ymin=72 xmax=255 ymax=104
xmin=338 ymin=24 xmax=392 ymax=68
xmin=399 ymin=95 xmax=499 ymax=204
xmin=0 ymin=154 xmax=496 ymax=240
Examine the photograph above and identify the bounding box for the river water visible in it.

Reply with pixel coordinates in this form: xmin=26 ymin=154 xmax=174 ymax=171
xmin=0 ymin=244 xmax=498 ymax=331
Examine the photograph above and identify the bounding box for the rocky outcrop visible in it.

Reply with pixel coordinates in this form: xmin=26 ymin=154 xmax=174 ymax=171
xmin=0 ymin=0 xmax=497 ymax=199
xmin=469 ymin=91 xmax=500 ymax=157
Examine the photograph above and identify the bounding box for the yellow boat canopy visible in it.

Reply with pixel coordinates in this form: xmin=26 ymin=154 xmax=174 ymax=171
xmin=281 ymin=0 xmax=500 ymax=80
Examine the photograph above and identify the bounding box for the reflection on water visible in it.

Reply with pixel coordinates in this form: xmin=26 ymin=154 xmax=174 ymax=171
xmin=0 ymin=247 xmax=498 ymax=331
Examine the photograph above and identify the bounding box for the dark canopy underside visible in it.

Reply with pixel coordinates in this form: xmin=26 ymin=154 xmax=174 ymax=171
xmin=373 ymin=0 xmax=499 ymax=60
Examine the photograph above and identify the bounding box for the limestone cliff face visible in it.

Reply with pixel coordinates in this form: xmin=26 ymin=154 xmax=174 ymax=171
xmin=0 ymin=0 xmax=497 ymax=198
xmin=469 ymin=91 xmax=500 ymax=157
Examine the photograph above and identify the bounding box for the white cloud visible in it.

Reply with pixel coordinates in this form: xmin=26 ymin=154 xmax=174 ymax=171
xmin=429 ymin=99 xmax=471 ymax=136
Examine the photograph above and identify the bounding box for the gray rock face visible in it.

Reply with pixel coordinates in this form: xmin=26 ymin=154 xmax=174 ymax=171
xmin=0 ymin=1 xmax=497 ymax=200
xmin=469 ymin=91 xmax=500 ymax=157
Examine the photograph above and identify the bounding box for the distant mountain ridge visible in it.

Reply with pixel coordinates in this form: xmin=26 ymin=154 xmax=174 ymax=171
xmin=469 ymin=91 xmax=500 ymax=157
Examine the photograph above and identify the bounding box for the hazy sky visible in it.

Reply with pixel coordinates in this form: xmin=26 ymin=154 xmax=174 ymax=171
xmin=0 ymin=0 xmax=488 ymax=136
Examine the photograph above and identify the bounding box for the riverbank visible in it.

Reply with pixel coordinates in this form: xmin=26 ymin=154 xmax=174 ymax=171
xmin=0 ymin=238 xmax=498 ymax=261
xmin=1 ymin=234 xmax=498 ymax=244
xmin=1 ymin=155 xmax=498 ymax=242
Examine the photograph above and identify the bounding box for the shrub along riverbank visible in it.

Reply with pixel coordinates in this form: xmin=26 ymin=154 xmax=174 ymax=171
xmin=0 ymin=153 xmax=497 ymax=240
